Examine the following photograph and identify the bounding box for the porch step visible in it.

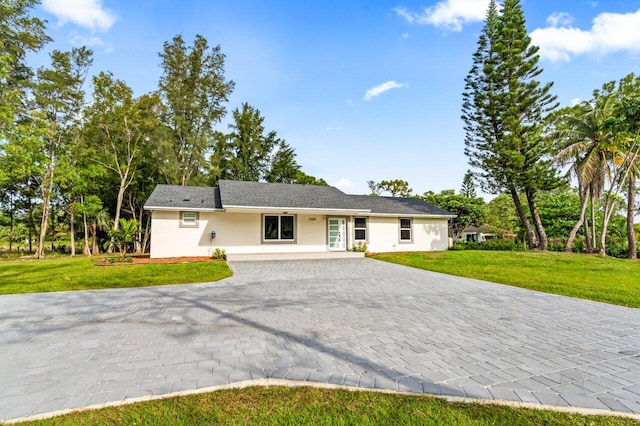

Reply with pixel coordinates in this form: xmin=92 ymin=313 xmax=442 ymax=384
xmin=226 ymin=251 xmax=365 ymax=262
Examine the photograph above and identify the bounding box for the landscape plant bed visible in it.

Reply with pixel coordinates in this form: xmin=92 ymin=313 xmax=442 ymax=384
xmin=97 ymin=256 xmax=216 ymax=265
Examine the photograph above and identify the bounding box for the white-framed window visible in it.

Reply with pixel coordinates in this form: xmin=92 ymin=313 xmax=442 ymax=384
xmin=399 ymin=218 xmax=412 ymax=242
xmin=180 ymin=211 xmax=198 ymax=228
xmin=354 ymin=217 xmax=367 ymax=241
xmin=263 ymin=215 xmax=295 ymax=242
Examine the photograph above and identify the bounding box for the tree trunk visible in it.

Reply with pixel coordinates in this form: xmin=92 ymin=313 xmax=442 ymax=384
xmin=598 ymin=195 xmax=618 ymax=256
xmin=69 ymin=207 xmax=76 ymax=256
xmin=627 ymin=177 xmax=637 ymax=260
xmin=35 ymin=181 xmax=53 ymax=259
xmin=565 ymin=184 xmax=589 ymax=252
xmin=141 ymin=212 xmax=151 ymax=253
xmin=91 ymin=221 xmax=99 ymax=255
xmin=8 ymin=190 xmax=13 ymax=252
xmin=590 ymin=185 xmax=598 ymax=251
xmin=82 ymin=207 xmax=91 ymax=256
xmin=27 ymin=192 xmax=33 ymax=252
xmin=583 ymin=212 xmax=592 ymax=252
xmin=510 ymin=188 xmax=538 ymax=249
xmin=526 ymin=187 xmax=547 ymax=250
xmin=114 ymin=183 xmax=126 ymax=231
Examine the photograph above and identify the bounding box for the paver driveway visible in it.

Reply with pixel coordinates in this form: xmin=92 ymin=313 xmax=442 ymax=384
xmin=2 ymin=258 xmax=640 ymax=421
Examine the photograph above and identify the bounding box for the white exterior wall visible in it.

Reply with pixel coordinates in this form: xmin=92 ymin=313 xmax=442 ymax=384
xmin=364 ymin=216 xmax=449 ymax=253
xmin=150 ymin=210 xmax=328 ymax=258
xmin=150 ymin=210 xmax=449 ymax=258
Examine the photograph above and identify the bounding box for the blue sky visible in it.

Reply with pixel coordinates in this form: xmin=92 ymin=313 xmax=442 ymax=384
xmin=31 ymin=0 xmax=640 ymax=197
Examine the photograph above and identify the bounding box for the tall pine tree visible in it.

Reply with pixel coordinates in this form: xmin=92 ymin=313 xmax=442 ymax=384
xmin=460 ymin=170 xmax=477 ymax=198
xmin=462 ymin=0 xmax=559 ymax=250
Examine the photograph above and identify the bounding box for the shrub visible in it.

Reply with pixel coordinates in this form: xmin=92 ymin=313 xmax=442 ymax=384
xmin=211 ymin=248 xmax=227 ymax=260
xmin=352 ymin=241 xmax=368 ymax=253
xmin=450 ymin=239 xmax=523 ymax=251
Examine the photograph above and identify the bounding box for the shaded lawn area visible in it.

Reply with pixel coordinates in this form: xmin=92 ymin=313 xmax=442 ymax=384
xmin=372 ymin=250 xmax=640 ymax=308
xmin=17 ymin=386 xmax=639 ymax=426
xmin=0 ymin=256 xmax=232 ymax=295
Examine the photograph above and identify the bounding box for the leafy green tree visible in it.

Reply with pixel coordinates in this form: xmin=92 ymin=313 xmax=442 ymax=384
xmin=611 ymin=76 xmax=640 ymax=259
xmin=536 ymin=189 xmax=581 ymax=240
xmin=0 ymin=0 xmax=50 ymax=86
xmin=293 ymin=171 xmax=327 ymax=186
xmin=483 ymin=194 xmax=521 ymax=235
xmin=0 ymin=0 xmax=50 ymax=252
xmin=32 ymin=47 xmax=93 ymax=258
xmin=211 ymin=102 xmax=278 ymax=182
xmin=462 ymin=0 xmax=559 ymax=250
xmin=377 ymin=179 xmax=413 ymax=197
xmin=86 ymin=71 xmax=162 ymax=231
xmin=460 ymin=170 xmax=476 ymax=198
xmin=367 ymin=180 xmax=381 ymax=196
xmin=158 ymin=34 xmax=234 ymax=186
xmin=264 ymin=140 xmax=301 ymax=184
xmin=72 ymin=194 xmax=103 ymax=256
xmin=423 ymin=190 xmax=485 ymax=240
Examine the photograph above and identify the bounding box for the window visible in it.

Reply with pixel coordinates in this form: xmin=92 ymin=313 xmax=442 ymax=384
xmin=399 ymin=218 xmax=412 ymax=242
xmin=354 ymin=217 xmax=367 ymax=241
xmin=263 ymin=215 xmax=295 ymax=241
xmin=180 ymin=211 xmax=198 ymax=228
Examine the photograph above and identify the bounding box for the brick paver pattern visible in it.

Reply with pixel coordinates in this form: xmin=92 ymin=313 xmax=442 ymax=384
xmin=1 ymin=258 xmax=640 ymax=420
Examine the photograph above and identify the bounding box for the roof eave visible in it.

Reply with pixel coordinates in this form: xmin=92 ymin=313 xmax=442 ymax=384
xmin=223 ymin=205 xmax=371 ymax=214
xmin=144 ymin=206 xmax=225 ymax=212
xmin=368 ymin=213 xmax=457 ymax=218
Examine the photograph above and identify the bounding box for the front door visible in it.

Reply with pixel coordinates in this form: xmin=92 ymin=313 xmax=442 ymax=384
xmin=328 ymin=217 xmax=347 ymax=251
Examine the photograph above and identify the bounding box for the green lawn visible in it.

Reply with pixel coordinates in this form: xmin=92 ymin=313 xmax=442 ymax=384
xmin=0 ymin=256 xmax=232 ymax=294
xmin=17 ymin=386 xmax=639 ymax=425
xmin=372 ymin=250 xmax=640 ymax=308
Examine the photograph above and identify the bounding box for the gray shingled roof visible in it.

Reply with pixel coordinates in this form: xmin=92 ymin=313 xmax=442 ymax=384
xmin=144 ymin=180 xmax=454 ymax=217
xmin=348 ymin=195 xmax=455 ymax=216
xmin=144 ymin=184 xmax=221 ymax=210
xmin=218 ymin=179 xmax=363 ymax=210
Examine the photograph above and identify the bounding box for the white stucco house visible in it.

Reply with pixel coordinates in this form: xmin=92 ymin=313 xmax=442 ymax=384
xmin=144 ymin=180 xmax=455 ymax=258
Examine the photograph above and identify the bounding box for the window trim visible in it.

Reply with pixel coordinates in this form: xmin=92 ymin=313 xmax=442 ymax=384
xmin=399 ymin=217 xmax=413 ymax=243
xmin=354 ymin=217 xmax=368 ymax=242
xmin=262 ymin=214 xmax=297 ymax=243
xmin=180 ymin=211 xmax=199 ymax=228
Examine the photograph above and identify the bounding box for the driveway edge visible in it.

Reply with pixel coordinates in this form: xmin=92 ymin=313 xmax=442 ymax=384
xmin=5 ymin=379 xmax=640 ymax=424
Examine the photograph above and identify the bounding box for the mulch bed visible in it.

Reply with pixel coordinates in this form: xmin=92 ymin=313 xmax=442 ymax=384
xmin=98 ymin=256 xmax=215 ymax=266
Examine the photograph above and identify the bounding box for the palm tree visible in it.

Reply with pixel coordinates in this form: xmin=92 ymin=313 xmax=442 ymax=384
xmin=553 ymin=96 xmax=617 ymax=253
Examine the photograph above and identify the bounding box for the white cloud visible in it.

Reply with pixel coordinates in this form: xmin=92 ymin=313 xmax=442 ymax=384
xmin=531 ymin=8 xmax=640 ymax=62
xmin=363 ymin=81 xmax=407 ymax=101
xmin=394 ymin=0 xmax=490 ymax=32
xmin=69 ymin=30 xmax=114 ymax=53
xmin=42 ymin=0 xmax=116 ymax=32
xmin=325 ymin=126 xmax=343 ymax=132
xmin=402 ymin=32 xmax=410 ymax=39
xmin=546 ymin=12 xmax=574 ymax=27
xmin=332 ymin=178 xmax=354 ymax=191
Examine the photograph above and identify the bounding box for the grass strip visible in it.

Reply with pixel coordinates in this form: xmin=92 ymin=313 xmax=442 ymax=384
xmin=16 ymin=386 xmax=640 ymax=425
xmin=0 ymin=256 xmax=232 ymax=295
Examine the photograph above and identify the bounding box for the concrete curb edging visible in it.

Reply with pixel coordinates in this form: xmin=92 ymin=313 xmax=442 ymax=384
xmin=5 ymin=379 xmax=640 ymax=424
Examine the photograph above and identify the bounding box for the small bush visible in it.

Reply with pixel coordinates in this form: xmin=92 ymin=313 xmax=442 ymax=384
xmin=547 ymin=238 xmax=565 ymax=252
xmin=211 ymin=248 xmax=227 ymax=260
xmin=106 ymin=256 xmax=132 ymax=263
xmin=450 ymin=239 xmax=523 ymax=251
xmin=351 ymin=241 xmax=368 ymax=253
